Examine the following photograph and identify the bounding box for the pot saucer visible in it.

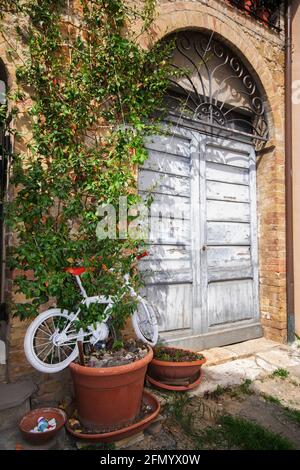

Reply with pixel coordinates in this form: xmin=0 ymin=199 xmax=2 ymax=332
xmin=146 ymin=370 xmax=203 ymax=392
xmin=66 ymin=390 xmax=160 ymax=443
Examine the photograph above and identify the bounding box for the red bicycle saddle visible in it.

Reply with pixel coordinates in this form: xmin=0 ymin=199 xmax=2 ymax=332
xmin=64 ymin=267 xmax=86 ymax=276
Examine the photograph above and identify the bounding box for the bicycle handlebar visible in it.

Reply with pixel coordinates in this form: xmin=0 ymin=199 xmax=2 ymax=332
xmin=136 ymin=251 xmax=149 ymax=260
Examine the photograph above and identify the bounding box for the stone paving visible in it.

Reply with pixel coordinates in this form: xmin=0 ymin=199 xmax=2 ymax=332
xmin=190 ymin=338 xmax=300 ymax=408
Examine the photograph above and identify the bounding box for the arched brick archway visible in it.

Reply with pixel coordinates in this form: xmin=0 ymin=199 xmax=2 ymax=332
xmin=139 ymin=1 xmax=283 ymax=143
xmin=136 ymin=2 xmax=287 ymax=343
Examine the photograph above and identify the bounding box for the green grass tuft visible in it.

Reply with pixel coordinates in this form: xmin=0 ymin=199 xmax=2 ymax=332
xmin=167 ymin=393 xmax=295 ymax=450
xmin=272 ymin=368 xmax=290 ymax=379
xmin=209 ymin=414 xmax=295 ymax=450
xmin=283 ymin=407 xmax=300 ymax=426
xmin=208 ymin=380 xmax=253 ymax=400
xmin=262 ymin=393 xmax=282 ymax=406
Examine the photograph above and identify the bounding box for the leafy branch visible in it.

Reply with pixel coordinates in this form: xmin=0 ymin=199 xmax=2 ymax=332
xmin=4 ymin=0 xmax=174 ymax=336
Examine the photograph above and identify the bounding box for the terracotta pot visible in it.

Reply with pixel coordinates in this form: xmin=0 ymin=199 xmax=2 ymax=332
xmin=244 ymin=0 xmax=252 ymax=12
xmin=148 ymin=346 xmax=206 ymax=383
xmin=146 ymin=370 xmax=203 ymax=392
xmin=243 ymin=1 xmax=270 ymax=24
xmin=69 ymin=347 xmax=153 ymax=430
xmin=19 ymin=407 xmax=66 ymax=445
xmin=260 ymin=8 xmax=270 ymax=24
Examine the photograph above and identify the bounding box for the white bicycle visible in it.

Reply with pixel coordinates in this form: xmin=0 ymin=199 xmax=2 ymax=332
xmin=24 ymin=258 xmax=158 ymax=373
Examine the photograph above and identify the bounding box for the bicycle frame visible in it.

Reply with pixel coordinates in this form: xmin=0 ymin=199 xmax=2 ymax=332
xmin=59 ymin=273 xmax=136 ymax=343
xmin=24 ymin=251 xmax=158 ymax=373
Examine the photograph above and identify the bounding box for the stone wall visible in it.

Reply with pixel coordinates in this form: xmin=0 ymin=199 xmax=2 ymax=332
xmin=0 ymin=0 xmax=287 ymax=402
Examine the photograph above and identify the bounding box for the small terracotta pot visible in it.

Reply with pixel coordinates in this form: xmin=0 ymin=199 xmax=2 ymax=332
xmin=69 ymin=347 xmax=153 ymax=430
xmin=148 ymin=346 xmax=206 ymax=383
xmin=19 ymin=407 xmax=66 ymax=445
xmin=244 ymin=0 xmax=252 ymax=12
xmin=260 ymin=8 xmax=270 ymax=24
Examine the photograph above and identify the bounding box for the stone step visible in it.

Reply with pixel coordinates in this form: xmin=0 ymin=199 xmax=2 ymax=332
xmin=0 ymin=380 xmax=37 ymax=433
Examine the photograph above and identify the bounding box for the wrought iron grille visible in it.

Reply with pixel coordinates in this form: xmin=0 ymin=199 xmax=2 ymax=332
xmin=166 ymin=31 xmax=269 ymax=143
xmin=228 ymin=0 xmax=283 ymax=32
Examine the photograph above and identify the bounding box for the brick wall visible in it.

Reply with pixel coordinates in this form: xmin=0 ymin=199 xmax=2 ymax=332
xmin=0 ymin=0 xmax=287 ymax=401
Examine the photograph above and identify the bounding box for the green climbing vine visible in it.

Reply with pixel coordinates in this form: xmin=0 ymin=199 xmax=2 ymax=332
xmin=1 ymin=0 xmax=175 ymax=335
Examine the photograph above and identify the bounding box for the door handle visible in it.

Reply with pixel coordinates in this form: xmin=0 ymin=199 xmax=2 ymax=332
xmin=202 ymin=245 xmax=207 ymax=251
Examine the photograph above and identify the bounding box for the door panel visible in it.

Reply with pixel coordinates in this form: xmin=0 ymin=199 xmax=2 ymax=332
xmin=139 ymin=129 xmax=194 ymax=333
xmin=207 ymin=221 xmax=251 ymax=245
xmin=142 ymin=151 xmax=190 ymax=176
xmin=205 ymin=144 xmax=250 ymax=168
xmin=207 ymin=279 xmax=254 ymax=327
xmin=144 ymin=284 xmax=192 ymax=331
xmin=206 ymin=181 xmax=250 ymax=203
xmin=140 ymin=193 xmax=190 ymax=219
xmin=200 ymin=136 xmax=259 ymax=335
xmin=207 ymin=246 xmax=251 ymax=268
xmin=139 ymin=169 xmax=190 ymax=197
xmin=206 ymin=162 xmax=249 ymax=185
xmin=145 ymin=134 xmax=191 ymax=157
xmin=207 ymin=200 xmax=250 ymax=222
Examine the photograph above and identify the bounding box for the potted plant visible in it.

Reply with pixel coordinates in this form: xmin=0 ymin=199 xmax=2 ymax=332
xmin=69 ymin=339 xmax=154 ymax=431
xmin=22 ymin=254 xmax=159 ymax=436
xmin=147 ymin=345 xmax=206 ymax=391
xmin=68 ymin=263 xmax=157 ymax=431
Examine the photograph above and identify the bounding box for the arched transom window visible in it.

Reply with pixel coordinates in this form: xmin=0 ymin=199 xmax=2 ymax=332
xmin=165 ymin=31 xmax=268 ymax=144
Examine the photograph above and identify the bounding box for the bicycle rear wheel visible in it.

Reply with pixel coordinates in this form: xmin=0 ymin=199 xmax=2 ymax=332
xmin=132 ymin=298 xmax=158 ymax=347
xmin=24 ymin=309 xmax=79 ymax=373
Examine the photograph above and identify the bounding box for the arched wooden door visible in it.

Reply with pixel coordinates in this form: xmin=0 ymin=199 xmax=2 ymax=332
xmin=138 ymin=31 xmax=268 ymax=349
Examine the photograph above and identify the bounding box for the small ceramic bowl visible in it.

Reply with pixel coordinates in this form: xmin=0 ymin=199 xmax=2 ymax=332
xmin=19 ymin=407 xmax=66 ymax=445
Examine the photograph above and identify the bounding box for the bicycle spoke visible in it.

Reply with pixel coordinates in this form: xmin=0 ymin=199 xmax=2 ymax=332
xmin=64 ymin=329 xmax=77 ymax=334
xmin=36 ymin=342 xmax=53 ymax=358
xmin=61 ymin=346 xmax=72 ymax=359
xmin=37 ymin=325 xmax=52 ymax=337
xmin=61 ymin=347 xmax=68 ymax=359
xmin=43 ymin=344 xmax=54 ymax=363
xmin=61 ymin=340 xmax=77 ymax=346
xmin=34 ymin=341 xmax=52 ymax=348
xmin=50 ymin=345 xmax=55 ymax=364
xmin=44 ymin=320 xmax=54 ymax=335
xmin=36 ymin=342 xmax=53 ymax=362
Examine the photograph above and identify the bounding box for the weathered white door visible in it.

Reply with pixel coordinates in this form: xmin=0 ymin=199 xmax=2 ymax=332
xmin=139 ymin=126 xmax=262 ymax=349
xmin=196 ymin=135 xmax=261 ymax=348
xmin=139 ymin=128 xmax=194 ymax=334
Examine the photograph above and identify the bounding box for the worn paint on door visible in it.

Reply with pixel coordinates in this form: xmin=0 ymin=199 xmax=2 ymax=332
xmin=138 ymin=126 xmax=261 ymax=349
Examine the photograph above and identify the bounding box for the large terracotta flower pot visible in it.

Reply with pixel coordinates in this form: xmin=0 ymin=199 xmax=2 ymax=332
xmin=148 ymin=346 xmax=206 ymax=383
xmin=69 ymin=347 xmax=153 ymax=430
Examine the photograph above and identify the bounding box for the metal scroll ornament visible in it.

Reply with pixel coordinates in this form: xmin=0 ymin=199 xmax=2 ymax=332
xmin=166 ymin=32 xmax=269 ymax=144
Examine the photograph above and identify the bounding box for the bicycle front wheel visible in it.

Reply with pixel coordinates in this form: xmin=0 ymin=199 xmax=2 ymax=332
xmin=24 ymin=309 xmax=79 ymax=373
